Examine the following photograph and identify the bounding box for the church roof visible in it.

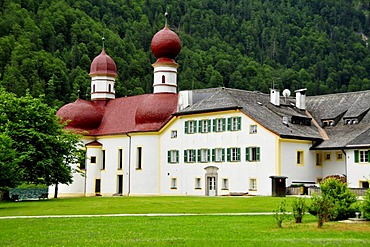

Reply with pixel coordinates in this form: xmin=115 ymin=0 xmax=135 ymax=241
xmin=89 ymin=49 xmax=117 ymax=77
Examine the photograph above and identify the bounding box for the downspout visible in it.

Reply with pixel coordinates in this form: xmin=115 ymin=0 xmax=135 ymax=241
xmin=126 ymin=133 xmax=132 ymax=196
xmin=84 ymin=150 xmax=87 ymax=197
xmin=341 ymin=149 xmax=347 ymax=178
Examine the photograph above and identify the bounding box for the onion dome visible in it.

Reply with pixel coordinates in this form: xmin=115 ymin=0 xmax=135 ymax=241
xmin=135 ymin=94 xmax=177 ymax=125
xmin=89 ymin=49 xmax=117 ymax=77
xmin=151 ymin=24 xmax=181 ymax=59
xmin=57 ymin=99 xmax=104 ymax=130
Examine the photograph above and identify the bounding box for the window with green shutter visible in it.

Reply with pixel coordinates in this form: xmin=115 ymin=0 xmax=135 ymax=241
xmin=228 ymin=117 xmax=242 ymax=131
xmin=246 ymin=147 xmax=260 ymax=162
xmin=168 ymin=150 xmax=179 ymax=164
xmin=185 ymin=120 xmax=197 ymax=134
xmin=214 ymin=118 xmax=226 ymax=132
xmin=227 ymin=147 xmax=240 ymax=162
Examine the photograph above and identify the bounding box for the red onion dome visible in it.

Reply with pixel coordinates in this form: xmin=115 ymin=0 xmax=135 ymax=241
xmin=135 ymin=94 xmax=177 ymax=125
xmin=57 ymin=99 xmax=104 ymax=130
xmin=151 ymin=25 xmax=181 ymax=59
xmin=89 ymin=49 xmax=117 ymax=77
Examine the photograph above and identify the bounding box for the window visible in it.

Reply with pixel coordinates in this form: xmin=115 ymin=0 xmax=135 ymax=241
xmin=195 ymin=178 xmax=201 ymax=189
xmin=185 ymin=120 xmax=197 ymax=134
xmin=212 ymin=148 xmax=225 ymax=162
xmin=101 ymin=150 xmax=106 ymax=170
xmin=227 ymin=147 xmax=241 ymax=162
xmin=171 ymin=130 xmax=177 ymax=138
xmin=317 ymin=178 xmax=323 ymax=184
xmin=336 ymin=152 xmax=343 ymax=161
xmin=297 ymin=150 xmax=304 ymax=165
xmin=213 ymin=118 xmax=226 ymax=132
xmin=95 ymin=179 xmax=101 ymax=193
xmin=118 ymin=149 xmax=123 ymax=170
xmin=324 ymin=152 xmax=331 ymax=161
xmin=249 ymin=178 xmax=257 ymax=191
xmin=360 ymin=181 xmax=369 ymax=189
xmin=108 ymin=84 xmax=111 ymax=92
xmin=184 ymin=149 xmax=196 ymax=163
xmin=246 ymin=147 xmax=260 ymax=162
xmin=90 ymin=156 xmax=96 ymax=164
xmin=250 ymin=125 xmax=257 ymax=134
xmin=198 ymin=149 xmax=210 ymax=163
xmin=315 ymin=152 xmax=322 ymax=166
xmin=228 ymin=117 xmax=241 ymax=131
xmin=162 ymin=75 xmax=165 ymax=83
xmin=354 ymin=150 xmax=370 ymax=163
xmin=137 ymin=147 xmax=142 ymax=169
xmin=167 ymin=150 xmax=179 ymax=164
xmin=221 ymin=178 xmax=229 ymax=190
xmin=171 ymin=178 xmax=177 ymax=189
xmin=92 ymin=84 xmax=96 ymax=93
xmin=199 ymin=119 xmax=211 ymax=133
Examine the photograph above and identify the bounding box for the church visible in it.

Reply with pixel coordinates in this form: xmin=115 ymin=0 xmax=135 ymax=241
xmin=53 ymin=22 xmax=370 ymax=197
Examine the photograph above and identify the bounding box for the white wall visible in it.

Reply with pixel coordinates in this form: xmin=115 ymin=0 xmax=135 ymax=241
xmin=346 ymin=149 xmax=370 ymax=188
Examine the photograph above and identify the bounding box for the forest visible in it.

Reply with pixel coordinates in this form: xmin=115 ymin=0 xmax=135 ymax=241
xmin=0 ymin=0 xmax=369 ymax=108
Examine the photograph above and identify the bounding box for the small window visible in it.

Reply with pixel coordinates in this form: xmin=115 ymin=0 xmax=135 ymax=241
xmin=315 ymin=152 xmax=322 ymax=166
xmin=171 ymin=178 xmax=177 ymax=189
xmin=227 ymin=147 xmax=241 ymax=162
xmin=101 ymin=150 xmax=105 ymax=170
xmin=228 ymin=117 xmax=241 ymax=131
xmin=212 ymin=148 xmax=225 ymax=162
xmin=336 ymin=152 xmax=343 ymax=161
xmin=249 ymin=178 xmax=257 ymax=191
xmin=199 ymin=120 xmax=211 ymax=133
xmin=137 ymin=147 xmax=142 ymax=170
xmin=317 ymin=178 xmax=323 ymax=184
xmin=250 ymin=125 xmax=257 ymax=134
xmin=221 ymin=178 xmax=229 ymax=190
xmin=297 ymin=150 xmax=304 ymax=166
xmin=162 ymin=75 xmax=165 ymax=83
xmin=246 ymin=147 xmax=260 ymax=162
xmin=118 ymin=149 xmax=123 ymax=170
xmin=171 ymin=130 xmax=177 ymax=138
xmin=324 ymin=152 xmax=331 ymax=161
xmin=195 ymin=178 xmax=201 ymax=189
xmin=92 ymin=84 xmax=96 ymax=93
xmin=90 ymin=156 xmax=96 ymax=164
xmin=108 ymin=84 xmax=112 ymax=92
xmin=213 ymin=118 xmax=226 ymax=132
xmin=185 ymin=120 xmax=197 ymax=134
xmin=360 ymin=181 xmax=369 ymax=189
xmin=184 ymin=149 xmax=196 ymax=163
xmin=168 ymin=150 xmax=179 ymax=164
xmin=198 ymin=149 xmax=210 ymax=163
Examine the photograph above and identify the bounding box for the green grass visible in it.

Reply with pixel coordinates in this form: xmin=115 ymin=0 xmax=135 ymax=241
xmin=0 ymin=196 xmax=369 ymax=246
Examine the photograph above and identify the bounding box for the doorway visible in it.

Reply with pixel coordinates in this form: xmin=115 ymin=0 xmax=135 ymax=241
xmin=117 ymin=175 xmax=123 ymax=194
xmin=207 ymin=176 xmax=216 ymax=196
xmin=204 ymin=166 xmax=219 ymax=196
xmin=95 ymin=179 xmax=101 ymax=195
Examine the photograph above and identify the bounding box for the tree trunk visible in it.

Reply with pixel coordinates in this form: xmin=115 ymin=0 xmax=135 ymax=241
xmin=54 ymin=183 xmax=58 ymax=198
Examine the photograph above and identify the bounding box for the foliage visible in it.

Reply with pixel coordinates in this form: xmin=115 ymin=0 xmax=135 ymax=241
xmin=273 ymin=200 xmax=288 ymax=228
xmin=0 ymin=0 xmax=369 ymax=108
xmin=0 ymin=132 xmax=21 ymax=189
xmin=292 ymin=197 xmax=306 ymax=223
xmin=15 ymin=183 xmax=48 ymax=189
xmin=0 ymin=89 xmax=82 ymax=190
xmin=310 ymin=193 xmax=334 ymax=228
xmin=363 ymin=189 xmax=370 ymax=219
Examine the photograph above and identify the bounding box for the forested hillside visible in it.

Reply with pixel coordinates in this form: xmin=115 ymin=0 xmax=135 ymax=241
xmin=0 ymin=0 xmax=369 ymax=108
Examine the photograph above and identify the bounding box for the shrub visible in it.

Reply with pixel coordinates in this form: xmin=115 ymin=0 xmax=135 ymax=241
xmin=273 ymin=200 xmax=288 ymax=228
xmin=292 ymin=197 xmax=306 ymax=223
xmin=310 ymin=194 xmax=334 ymax=228
xmin=363 ymin=189 xmax=370 ymax=219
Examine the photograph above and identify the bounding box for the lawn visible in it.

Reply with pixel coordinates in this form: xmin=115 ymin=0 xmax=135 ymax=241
xmin=0 ymin=196 xmax=369 ymax=246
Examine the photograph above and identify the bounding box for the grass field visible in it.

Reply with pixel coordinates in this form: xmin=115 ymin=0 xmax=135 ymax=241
xmin=0 ymin=196 xmax=369 ymax=246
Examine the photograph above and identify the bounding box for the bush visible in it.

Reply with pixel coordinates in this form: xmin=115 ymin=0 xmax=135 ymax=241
xmin=273 ymin=200 xmax=288 ymax=228
xmin=309 ymin=178 xmax=357 ymax=221
xmin=310 ymin=194 xmax=334 ymax=228
xmin=363 ymin=189 xmax=370 ymax=219
xmin=292 ymin=197 xmax=306 ymax=223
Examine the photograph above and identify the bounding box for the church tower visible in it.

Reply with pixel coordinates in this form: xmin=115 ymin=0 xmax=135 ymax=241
xmin=151 ymin=21 xmax=181 ymax=94
xmin=89 ymin=49 xmax=117 ymax=101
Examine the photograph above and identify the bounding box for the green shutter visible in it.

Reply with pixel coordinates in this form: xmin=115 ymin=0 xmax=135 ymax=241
xmin=193 ymin=121 xmax=197 ymax=133
xmin=368 ymin=150 xmax=370 ymax=163
xmin=168 ymin=150 xmax=171 ymax=163
xmin=227 ymin=118 xmax=231 ymax=131
xmin=192 ymin=150 xmax=196 ymax=162
xmin=184 ymin=150 xmax=188 ymax=163
xmin=237 ymin=117 xmax=241 ymax=130
xmin=176 ymin=150 xmax=179 ymax=163
xmin=208 ymin=119 xmax=211 ymax=132
xmin=198 ymin=120 xmax=202 ymax=133
xmin=212 ymin=149 xmax=215 ymax=162
xmin=256 ymin=147 xmax=260 ymax=161
xmin=227 ymin=148 xmax=231 ymax=162
xmin=207 ymin=149 xmax=210 ymax=162
xmin=246 ymin=147 xmax=250 ymax=161
xmin=222 ymin=118 xmax=226 ymax=131
xmin=222 ymin=149 xmax=225 ymax=161
xmin=213 ymin=119 xmax=216 ymax=132
xmin=354 ymin=150 xmax=359 ymax=163
xmin=185 ymin=121 xmax=188 ymax=134
xmin=237 ymin=148 xmax=241 ymax=161
xmin=197 ymin=149 xmax=201 ymax=162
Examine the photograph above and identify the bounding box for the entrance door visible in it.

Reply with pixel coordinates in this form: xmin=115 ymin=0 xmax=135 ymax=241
xmin=95 ymin=179 xmax=101 ymax=194
xmin=207 ymin=177 xmax=216 ymax=196
xmin=117 ymin=175 xmax=123 ymax=194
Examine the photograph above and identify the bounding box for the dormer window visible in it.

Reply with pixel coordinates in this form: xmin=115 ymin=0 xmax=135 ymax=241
xmin=291 ymin=116 xmax=311 ymax=126
xmin=322 ymin=120 xmax=335 ymax=127
xmin=344 ymin=118 xmax=358 ymax=125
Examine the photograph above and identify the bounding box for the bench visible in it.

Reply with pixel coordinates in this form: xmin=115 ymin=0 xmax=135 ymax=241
xmin=38 ymin=193 xmax=48 ymax=200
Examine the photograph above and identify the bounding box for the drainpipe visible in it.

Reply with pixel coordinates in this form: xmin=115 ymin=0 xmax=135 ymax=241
xmin=341 ymin=149 xmax=347 ymax=178
xmin=126 ymin=133 xmax=132 ymax=196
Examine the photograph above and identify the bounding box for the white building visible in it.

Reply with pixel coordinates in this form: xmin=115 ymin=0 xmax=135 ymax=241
xmin=53 ymin=23 xmax=370 ymax=197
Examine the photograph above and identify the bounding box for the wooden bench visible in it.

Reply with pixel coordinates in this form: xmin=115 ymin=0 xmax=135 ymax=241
xmin=38 ymin=193 xmax=48 ymax=200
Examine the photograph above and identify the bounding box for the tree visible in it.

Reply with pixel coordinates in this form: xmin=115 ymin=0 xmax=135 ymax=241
xmin=0 ymin=88 xmax=82 ymax=196
xmin=0 ymin=132 xmax=21 ymax=189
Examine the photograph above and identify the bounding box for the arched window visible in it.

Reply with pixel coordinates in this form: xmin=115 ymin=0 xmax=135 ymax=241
xmin=162 ymin=75 xmax=165 ymax=83
xmin=108 ymin=84 xmax=111 ymax=92
xmin=93 ymin=84 xmax=96 ymax=93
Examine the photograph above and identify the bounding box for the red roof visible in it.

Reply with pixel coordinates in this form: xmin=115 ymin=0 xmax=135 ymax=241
xmin=151 ymin=25 xmax=181 ymax=59
xmin=58 ymin=94 xmax=178 ymax=136
xmin=89 ymin=49 xmax=117 ymax=77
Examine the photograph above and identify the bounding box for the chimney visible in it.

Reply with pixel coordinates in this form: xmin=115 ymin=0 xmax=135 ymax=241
xmin=295 ymin=88 xmax=307 ymax=110
xmin=270 ymin=89 xmax=280 ymax=106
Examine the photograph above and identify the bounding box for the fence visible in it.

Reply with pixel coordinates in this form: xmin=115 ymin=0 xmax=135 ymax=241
xmin=287 ymin=186 xmax=368 ymax=196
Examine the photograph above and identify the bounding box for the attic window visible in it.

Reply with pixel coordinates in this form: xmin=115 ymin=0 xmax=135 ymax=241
xmin=344 ymin=118 xmax=358 ymax=125
xmin=291 ymin=116 xmax=311 ymax=126
xmin=322 ymin=120 xmax=335 ymax=127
